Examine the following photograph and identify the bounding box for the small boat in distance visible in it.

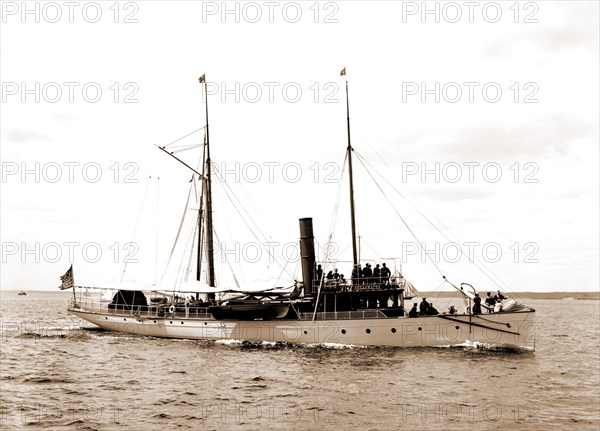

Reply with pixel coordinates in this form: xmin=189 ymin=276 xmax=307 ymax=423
xmin=17 ymin=291 xmax=27 ymax=296
xmin=63 ymin=71 xmax=536 ymax=350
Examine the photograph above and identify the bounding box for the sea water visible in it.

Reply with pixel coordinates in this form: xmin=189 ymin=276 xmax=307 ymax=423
xmin=1 ymin=291 xmax=598 ymax=430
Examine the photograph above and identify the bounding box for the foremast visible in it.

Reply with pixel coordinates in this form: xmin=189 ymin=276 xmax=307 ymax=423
xmin=200 ymin=74 xmax=216 ymax=294
xmin=157 ymin=74 xmax=216 ymax=299
xmin=342 ymin=67 xmax=359 ymax=272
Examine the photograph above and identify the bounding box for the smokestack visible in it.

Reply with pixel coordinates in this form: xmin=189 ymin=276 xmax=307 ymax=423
xmin=299 ymin=218 xmax=316 ymax=296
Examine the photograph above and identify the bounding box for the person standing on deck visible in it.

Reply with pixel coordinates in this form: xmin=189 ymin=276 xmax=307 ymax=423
xmin=373 ymin=264 xmax=381 ymax=282
xmin=362 ymin=263 xmax=373 ymax=283
xmin=472 ymin=294 xmax=482 ymax=315
xmin=315 ymin=264 xmax=323 ymax=282
xmin=352 ymin=264 xmax=362 ymax=284
xmin=485 ymin=292 xmax=496 ymax=312
xmin=419 ymin=298 xmax=429 ymax=316
xmin=381 ymin=263 xmax=391 ymax=283
xmin=409 ymin=303 xmax=418 ymax=317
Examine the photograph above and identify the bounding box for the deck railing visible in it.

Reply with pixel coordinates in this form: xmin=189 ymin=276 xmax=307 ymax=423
xmin=313 ymin=280 xmax=402 ymax=292
xmin=69 ymin=298 xmax=213 ymax=320
xmin=298 ymin=310 xmax=387 ymax=320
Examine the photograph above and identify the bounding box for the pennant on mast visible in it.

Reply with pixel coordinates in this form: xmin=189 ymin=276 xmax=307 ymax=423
xmin=199 ymin=74 xmax=206 ymax=84
xmin=340 ymin=67 xmax=346 ymax=76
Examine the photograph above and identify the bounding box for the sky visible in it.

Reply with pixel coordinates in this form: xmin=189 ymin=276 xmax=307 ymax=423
xmin=1 ymin=0 xmax=598 ymax=293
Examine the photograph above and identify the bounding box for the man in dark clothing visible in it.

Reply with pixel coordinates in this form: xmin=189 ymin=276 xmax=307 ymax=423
xmin=381 ymin=263 xmax=391 ymax=283
xmin=373 ymin=264 xmax=381 ymax=282
xmin=362 ymin=263 xmax=373 ymax=283
xmin=485 ymin=292 xmax=496 ymax=312
xmin=419 ymin=298 xmax=429 ymax=316
xmin=315 ymin=264 xmax=323 ymax=282
xmin=472 ymin=294 xmax=482 ymax=315
xmin=409 ymin=303 xmax=418 ymax=317
xmin=426 ymin=302 xmax=439 ymax=315
xmin=352 ymin=264 xmax=362 ymax=283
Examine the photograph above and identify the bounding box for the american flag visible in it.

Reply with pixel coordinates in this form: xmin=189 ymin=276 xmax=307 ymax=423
xmin=59 ymin=265 xmax=74 ymax=290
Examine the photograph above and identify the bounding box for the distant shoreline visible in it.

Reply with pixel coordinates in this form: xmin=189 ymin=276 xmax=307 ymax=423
xmin=3 ymin=290 xmax=599 ymax=300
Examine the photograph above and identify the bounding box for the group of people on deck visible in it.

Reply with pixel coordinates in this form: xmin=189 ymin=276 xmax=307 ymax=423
xmin=409 ymin=290 xmax=507 ymax=317
xmin=350 ymin=263 xmax=392 ymax=284
xmin=473 ymin=290 xmax=506 ymax=314
xmin=408 ymin=298 xmax=439 ymax=317
xmin=315 ymin=262 xmax=393 ymax=285
xmin=325 ymin=268 xmax=345 ymax=283
xmin=473 ymin=291 xmax=506 ymax=314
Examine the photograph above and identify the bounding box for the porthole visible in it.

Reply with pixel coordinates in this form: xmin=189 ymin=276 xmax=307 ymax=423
xmin=170 ymin=321 xmax=173 ymax=324
xmin=418 ymin=327 xmax=422 ymax=331
xmin=303 ymin=331 xmax=307 ymax=335
xmin=123 ymin=318 xmax=126 ymax=321
xmin=105 ymin=317 xmax=108 ymax=320
xmin=455 ymin=326 xmax=460 ymax=330
xmin=341 ymin=329 xmax=346 ymax=334
xmin=366 ymin=328 xmax=371 ymax=334
xmin=181 ymin=322 xmax=184 ymax=325
xmin=391 ymin=328 xmax=397 ymax=333
xmin=153 ymin=320 xmax=157 ymax=323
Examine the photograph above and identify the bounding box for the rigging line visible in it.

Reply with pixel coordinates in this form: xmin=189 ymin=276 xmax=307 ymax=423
xmin=216 ymin=176 xmax=291 ymax=276
xmin=429 ymin=279 xmax=449 ymax=305
xmin=213 ymin=229 xmax=240 ymax=289
xmin=187 ymin=176 xmax=203 ymax=286
xmin=163 ymin=127 xmax=205 ymax=149
xmin=358 ymin=236 xmax=381 ymax=261
xmin=211 ymin=165 xmax=292 ymax=275
xmin=325 ymin=152 xmax=348 ymax=261
xmin=197 ymin=132 xmax=207 ymax=284
xmin=358 ymin=150 xmax=512 ymax=292
xmin=177 ymin=212 xmax=198 ymax=290
xmin=214 ymin=169 xmax=279 ymax=252
xmin=355 ymin=128 xmax=392 ymax=171
xmin=219 ymin=191 xmax=248 ymax=285
xmin=292 ymin=259 xmax=300 ymax=282
xmin=398 ymin=184 xmax=515 ymax=294
xmin=313 ymin=156 xmax=351 ymax=320
xmin=354 ymin=149 xmax=514 ymax=294
xmin=120 ymin=175 xmax=153 ymax=283
xmin=168 ymin=145 xmax=204 ymax=155
xmin=166 ymin=142 xmax=204 ymax=151
xmin=271 ymin=262 xmax=290 ymax=289
xmin=160 ymin=177 xmax=195 ymax=285
xmin=272 ymin=246 xmax=293 ymax=286
xmin=352 ymin=151 xmax=447 ymax=280
xmin=155 ymin=175 xmax=160 ymax=286
xmin=186 ymin=216 xmax=198 ymax=280
xmin=183 ymin=212 xmax=198 ymax=285
xmin=167 ymin=185 xmax=200 ymax=291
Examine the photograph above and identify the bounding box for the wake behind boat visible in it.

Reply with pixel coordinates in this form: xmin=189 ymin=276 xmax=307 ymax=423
xmin=63 ymin=71 xmax=536 ymax=350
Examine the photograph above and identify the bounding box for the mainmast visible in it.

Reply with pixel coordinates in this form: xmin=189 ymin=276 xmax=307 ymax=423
xmin=199 ymin=74 xmax=217 ymax=292
xmin=342 ymin=67 xmax=359 ymax=270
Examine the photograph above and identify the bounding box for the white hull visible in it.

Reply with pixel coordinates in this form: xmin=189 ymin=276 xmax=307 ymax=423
xmin=70 ymin=307 xmax=536 ymax=350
